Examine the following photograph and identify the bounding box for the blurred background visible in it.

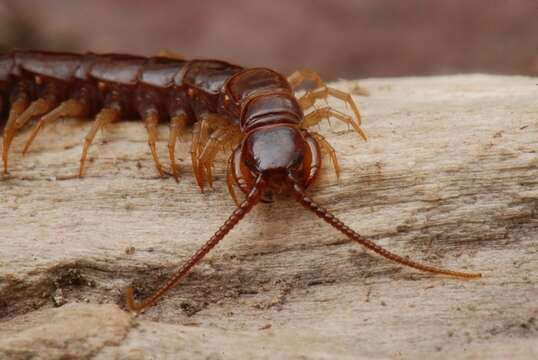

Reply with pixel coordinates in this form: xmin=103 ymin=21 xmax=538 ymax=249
xmin=0 ymin=0 xmax=536 ymax=80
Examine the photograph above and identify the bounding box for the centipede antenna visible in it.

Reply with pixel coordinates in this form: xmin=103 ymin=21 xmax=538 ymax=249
xmin=126 ymin=175 xmax=265 ymax=313
xmin=290 ymin=180 xmax=481 ymax=279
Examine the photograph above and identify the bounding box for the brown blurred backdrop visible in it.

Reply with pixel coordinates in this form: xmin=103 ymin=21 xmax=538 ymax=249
xmin=0 ymin=0 xmax=536 ymax=79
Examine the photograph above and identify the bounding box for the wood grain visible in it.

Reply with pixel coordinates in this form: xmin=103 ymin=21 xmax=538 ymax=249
xmin=0 ymin=75 xmax=536 ymax=359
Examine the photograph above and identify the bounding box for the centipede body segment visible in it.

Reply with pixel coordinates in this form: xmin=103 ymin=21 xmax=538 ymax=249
xmin=0 ymin=50 xmax=481 ymax=313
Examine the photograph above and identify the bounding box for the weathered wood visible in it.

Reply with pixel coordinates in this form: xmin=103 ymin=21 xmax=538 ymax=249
xmin=0 ymin=75 xmax=536 ymax=359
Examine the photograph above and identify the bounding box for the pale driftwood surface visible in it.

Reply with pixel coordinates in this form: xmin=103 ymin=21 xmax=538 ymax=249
xmin=0 ymin=75 xmax=537 ymax=359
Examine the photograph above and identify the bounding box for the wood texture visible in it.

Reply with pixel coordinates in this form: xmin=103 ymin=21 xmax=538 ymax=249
xmin=0 ymin=75 xmax=537 ymax=359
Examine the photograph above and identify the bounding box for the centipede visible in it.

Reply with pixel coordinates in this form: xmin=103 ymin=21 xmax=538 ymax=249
xmin=0 ymin=50 xmax=481 ymax=313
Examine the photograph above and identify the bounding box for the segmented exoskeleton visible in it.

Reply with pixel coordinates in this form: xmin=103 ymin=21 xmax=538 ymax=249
xmin=0 ymin=50 xmax=481 ymax=313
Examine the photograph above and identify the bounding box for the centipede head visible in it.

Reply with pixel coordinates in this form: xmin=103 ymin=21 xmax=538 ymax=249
xmin=241 ymin=125 xmax=308 ymax=200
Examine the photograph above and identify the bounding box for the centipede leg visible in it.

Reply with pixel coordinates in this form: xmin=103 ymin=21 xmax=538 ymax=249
xmin=287 ymin=69 xmax=325 ymax=91
xmin=16 ymin=81 xmax=68 ymax=138
xmin=298 ymin=86 xmax=363 ymax=128
xmin=303 ymin=106 xmax=367 ymax=141
xmin=191 ymin=121 xmax=204 ymax=189
xmin=195 ymin=125 xmax=225 ymax=188
xmin=193 ymin=115 xmax=214 ymax=189
xmin=191 ymin=114 xmax=228 ymax=191
xmin=23 ymin=99 xmax=87 ymax=154
xmin=231 ymin=146 xmax=254 ymax=197
xmin=303 ymin=131 xmax=322 ymax=188
xmin=3 ymin=78 xmax=70 ymax=172
xmin=16 ymin=97 xmax=55 ymax=129
xmin=289 ymin=69 xmax=363 ymax=127
xmin=79 ymin=107 xmax=119 ymax=177
xmin=143 ymin=111 xmax=164 ymax=177
xmin=2 ymin=98 xmax=29 ymax=173
xmin=198 ymin=127 xmax=240 ymax=188
xmin=311 ymin=132 xmax=341 ymax=180
xmin=168 ymin=113 xmax=188 ymax=181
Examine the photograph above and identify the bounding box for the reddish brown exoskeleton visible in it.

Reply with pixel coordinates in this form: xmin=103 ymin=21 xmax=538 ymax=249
xmin=0 ymin=50 xmax=481 ymax=313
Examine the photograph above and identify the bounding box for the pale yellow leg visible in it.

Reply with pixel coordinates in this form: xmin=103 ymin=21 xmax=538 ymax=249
xmin=2 ymin=99 xmax=29 ymax=173
xmin=191 ymin=114 xmax=229 ymax=191
xmin=287 ymin=69 xmax=325 ymax=91
xmin=298 ymin=86 xmax=363 ymax=127
xmin=143 ymin=111 xmax=164 ymax=177
xmin=303 ymin=107 xmax=367 ymax=141
xmin=168 ymin=114 xmax=188 ymax=181
xmin=289 ymin=69 xmax=363 ymax=131
xmin=311 ymin=132 xmax=341 ymax=179
xmin=79 ymin=108 xmax=119 ymax=177
xmin=23 ymin=99 xmax=87 ymax=154
xmin=198 ymin=127 xmax=227 ymax=188
xmin=191 ymin=121 xmax=204 ymax=189
xmin=15 ymin=98 xmax=54 ymax=129
xmin=198 ymin=127 xmax=240 ymax=188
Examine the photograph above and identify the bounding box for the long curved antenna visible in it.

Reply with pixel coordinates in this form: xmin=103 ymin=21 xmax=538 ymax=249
xmin=291 ymin=181 xmax=481 ymax=279
xmin=127 ymin=175 xmax=265 ymax=313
